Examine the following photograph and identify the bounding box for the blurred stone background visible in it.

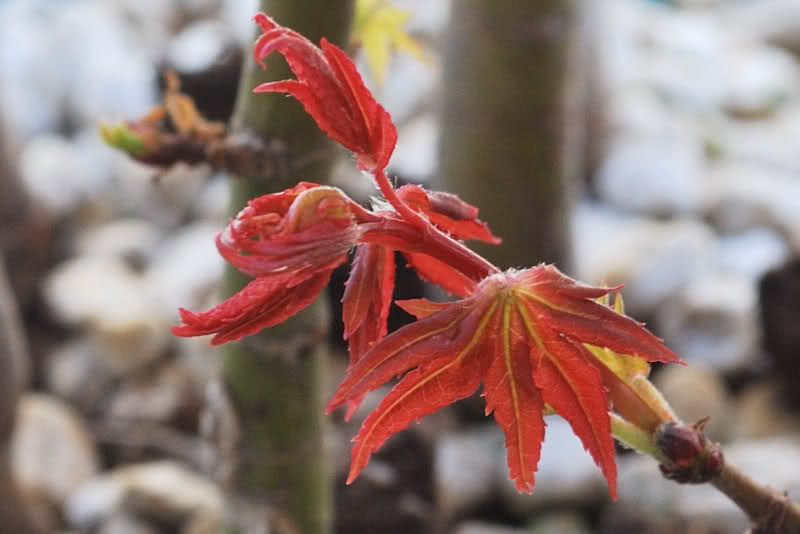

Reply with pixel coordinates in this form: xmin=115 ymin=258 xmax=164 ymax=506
xmin=1 ymin=0 xmax=800 ymax=532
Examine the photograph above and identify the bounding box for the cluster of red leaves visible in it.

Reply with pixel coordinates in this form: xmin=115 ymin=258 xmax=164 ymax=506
xmin=173 ymin=13 xmax=683 ymax=498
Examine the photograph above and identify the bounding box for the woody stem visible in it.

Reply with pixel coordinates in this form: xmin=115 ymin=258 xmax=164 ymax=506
xmin=712 ymin=463 xmax=800 ymax=533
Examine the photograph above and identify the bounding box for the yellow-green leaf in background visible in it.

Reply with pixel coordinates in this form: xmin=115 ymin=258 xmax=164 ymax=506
xmin=98 ymin=122 xmax=147 ymax=157
xmin=352 ymin=0 xmax=426 ymax=85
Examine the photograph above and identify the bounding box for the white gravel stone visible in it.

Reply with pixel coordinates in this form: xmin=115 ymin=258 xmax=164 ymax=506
xmin=596 ymin=134 xmax=706 ymax=216
xmin=11 ymin=393 xmax=100 ymax=506
xmin=498 ymin=417 xmax=607 ymax=514
xmin=145 ymin=222 xmax=224 ymax=320
xmin=177 ymin=0 xmax=223 ymax=20
xmin=390 ymin=114 xmax=438 ymax=182
xmin=712 ymin=228 xmax=789 ymax=281
xmin=108 ymin=363 xmax=194 ymax=423
xmin=377 ymin=51 xmax=439 ymax=124
xmin=723 ymin=0 xmax=800 ymax=55
xmin=167 ymin=19 xmax=237 ymax=74
xmin=53 ymin=2 xmax=158 ymax=124
xmin=572 ymin=203 xmax=715 ymax=315
xmin=435 ymin=426 xmax=502 ymax=519
xmin=192 ymin=175 xmax=231 ymax=223
xmin=44 ymin=339 xmax=114 ymax=411
xmin=733 ymin=380 xmax=800 ymax=441
xmin=43 ymin=255 xmax=169 ymax=375
xmin=105 ymin=0 xmax=173 ymax=54
xmin=0 ymin=3 xmax=65 ymax=140
xmin=65 ymin=461 xmax=223 ymax=529
xmin=606 ymin=86 xmax=686 ymax=139
xmin=653 ymin=364 xmax=732 ymax=442
xmin=19 ymin=135 xmax=109 ymax=218
xmin=74 ymin=219 xmax=161 ymax=265
xmin=526 ymin=512 xmax=592 ymax=534
xmin=98 ymin=512 xmax=159 ymax=534
xmin=720 ymin=44 xmax=799 ymax=117
xmin=713 ymin=107 xmax=800 ymax=173
xmin=219 ymin=0 xmax=259 ymax=47
xmin=109 ymin=158 xmax=212 ymax=229
xmin=705 ymin=160 xmax=800 ymax=246
xmin=654 ymin=271 xmax=758 ymax=372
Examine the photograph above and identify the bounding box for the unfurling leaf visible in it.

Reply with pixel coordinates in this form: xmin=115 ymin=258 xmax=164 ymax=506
xmin=172 ymin=183 xmax=368 ymax=345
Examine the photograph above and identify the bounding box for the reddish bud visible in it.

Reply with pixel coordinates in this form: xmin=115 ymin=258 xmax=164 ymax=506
xmin=656 ymin=419 xmax=724 ymax=484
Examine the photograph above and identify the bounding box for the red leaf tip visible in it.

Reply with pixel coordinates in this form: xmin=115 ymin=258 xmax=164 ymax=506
xmin=251 ymin=13 xmax=397 ymax=173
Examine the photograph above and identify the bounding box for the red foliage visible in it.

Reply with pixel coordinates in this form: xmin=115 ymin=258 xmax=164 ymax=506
xmin=172 ymin=13 xmax=686 ymax=499
xmin=172 ymin=183 xmax=365 ymax=345
xmin=253 ymin=13 xmax=396 ymax=172
xmin=327 ymin=265 xmax=682 ymax=496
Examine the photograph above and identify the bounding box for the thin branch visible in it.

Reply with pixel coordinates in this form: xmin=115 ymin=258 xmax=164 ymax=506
xmin=712 ymin=463 xmax=800 ymax=534
xmin=653 ymin=419 xmax=800 ymax=534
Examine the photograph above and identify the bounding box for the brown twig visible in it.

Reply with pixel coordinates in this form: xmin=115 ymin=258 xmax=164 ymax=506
xmin=713 ymin=463 xmax=800 ymax=534
xmin=656 ymin=420 xmax=800 ymax=534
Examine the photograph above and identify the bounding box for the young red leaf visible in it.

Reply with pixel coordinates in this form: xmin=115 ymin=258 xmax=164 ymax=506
xmin=347 ymin=352 xmax=488 ymax=484
xmin=403 ymin=252 xmax=476 ymax=297
xmin=340 ymin=243 xmax=396 ymax=419
xmin=172 ymin=266 xmax=336 ymax=345
xmin=342 ymin=244 xmax=396 ymax=354
xmin=252 ymin=13 xmax=397 ymax=172
xmin=482 ymin=298 xmax=545 ymax=492
xmin=397 ymin=184 xmax=501 ymax=244
xmin=328 ymin=264 xmax=683 ymax=496
xmin=394 ymin=298 xmax=450 ymax=319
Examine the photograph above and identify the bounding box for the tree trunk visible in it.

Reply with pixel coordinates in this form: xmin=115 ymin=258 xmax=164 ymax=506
xmin=437 ymin=0 xmax=578 ymax=270
xmin=0 ymin=255 xmax=37 ymax=534
xmin=0 ymin=122 xmax=39 ymax=534
xmin=220 ymin=3 xmax=353 ymax=534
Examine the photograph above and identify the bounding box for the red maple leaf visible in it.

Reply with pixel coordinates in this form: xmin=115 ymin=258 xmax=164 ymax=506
xmin=169 ymin=14 xmax=689 ymax=502
xmin=252 ymin=13 xmax=396 ymax=172
xmin=327 ymin=264 xmax=683 ymax=497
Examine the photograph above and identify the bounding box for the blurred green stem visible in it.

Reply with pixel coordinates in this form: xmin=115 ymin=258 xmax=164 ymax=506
xmin=610 ymin=413 xmax=664 ymax=462
xmin=221 ymin=2 xmax=353 ymax=533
